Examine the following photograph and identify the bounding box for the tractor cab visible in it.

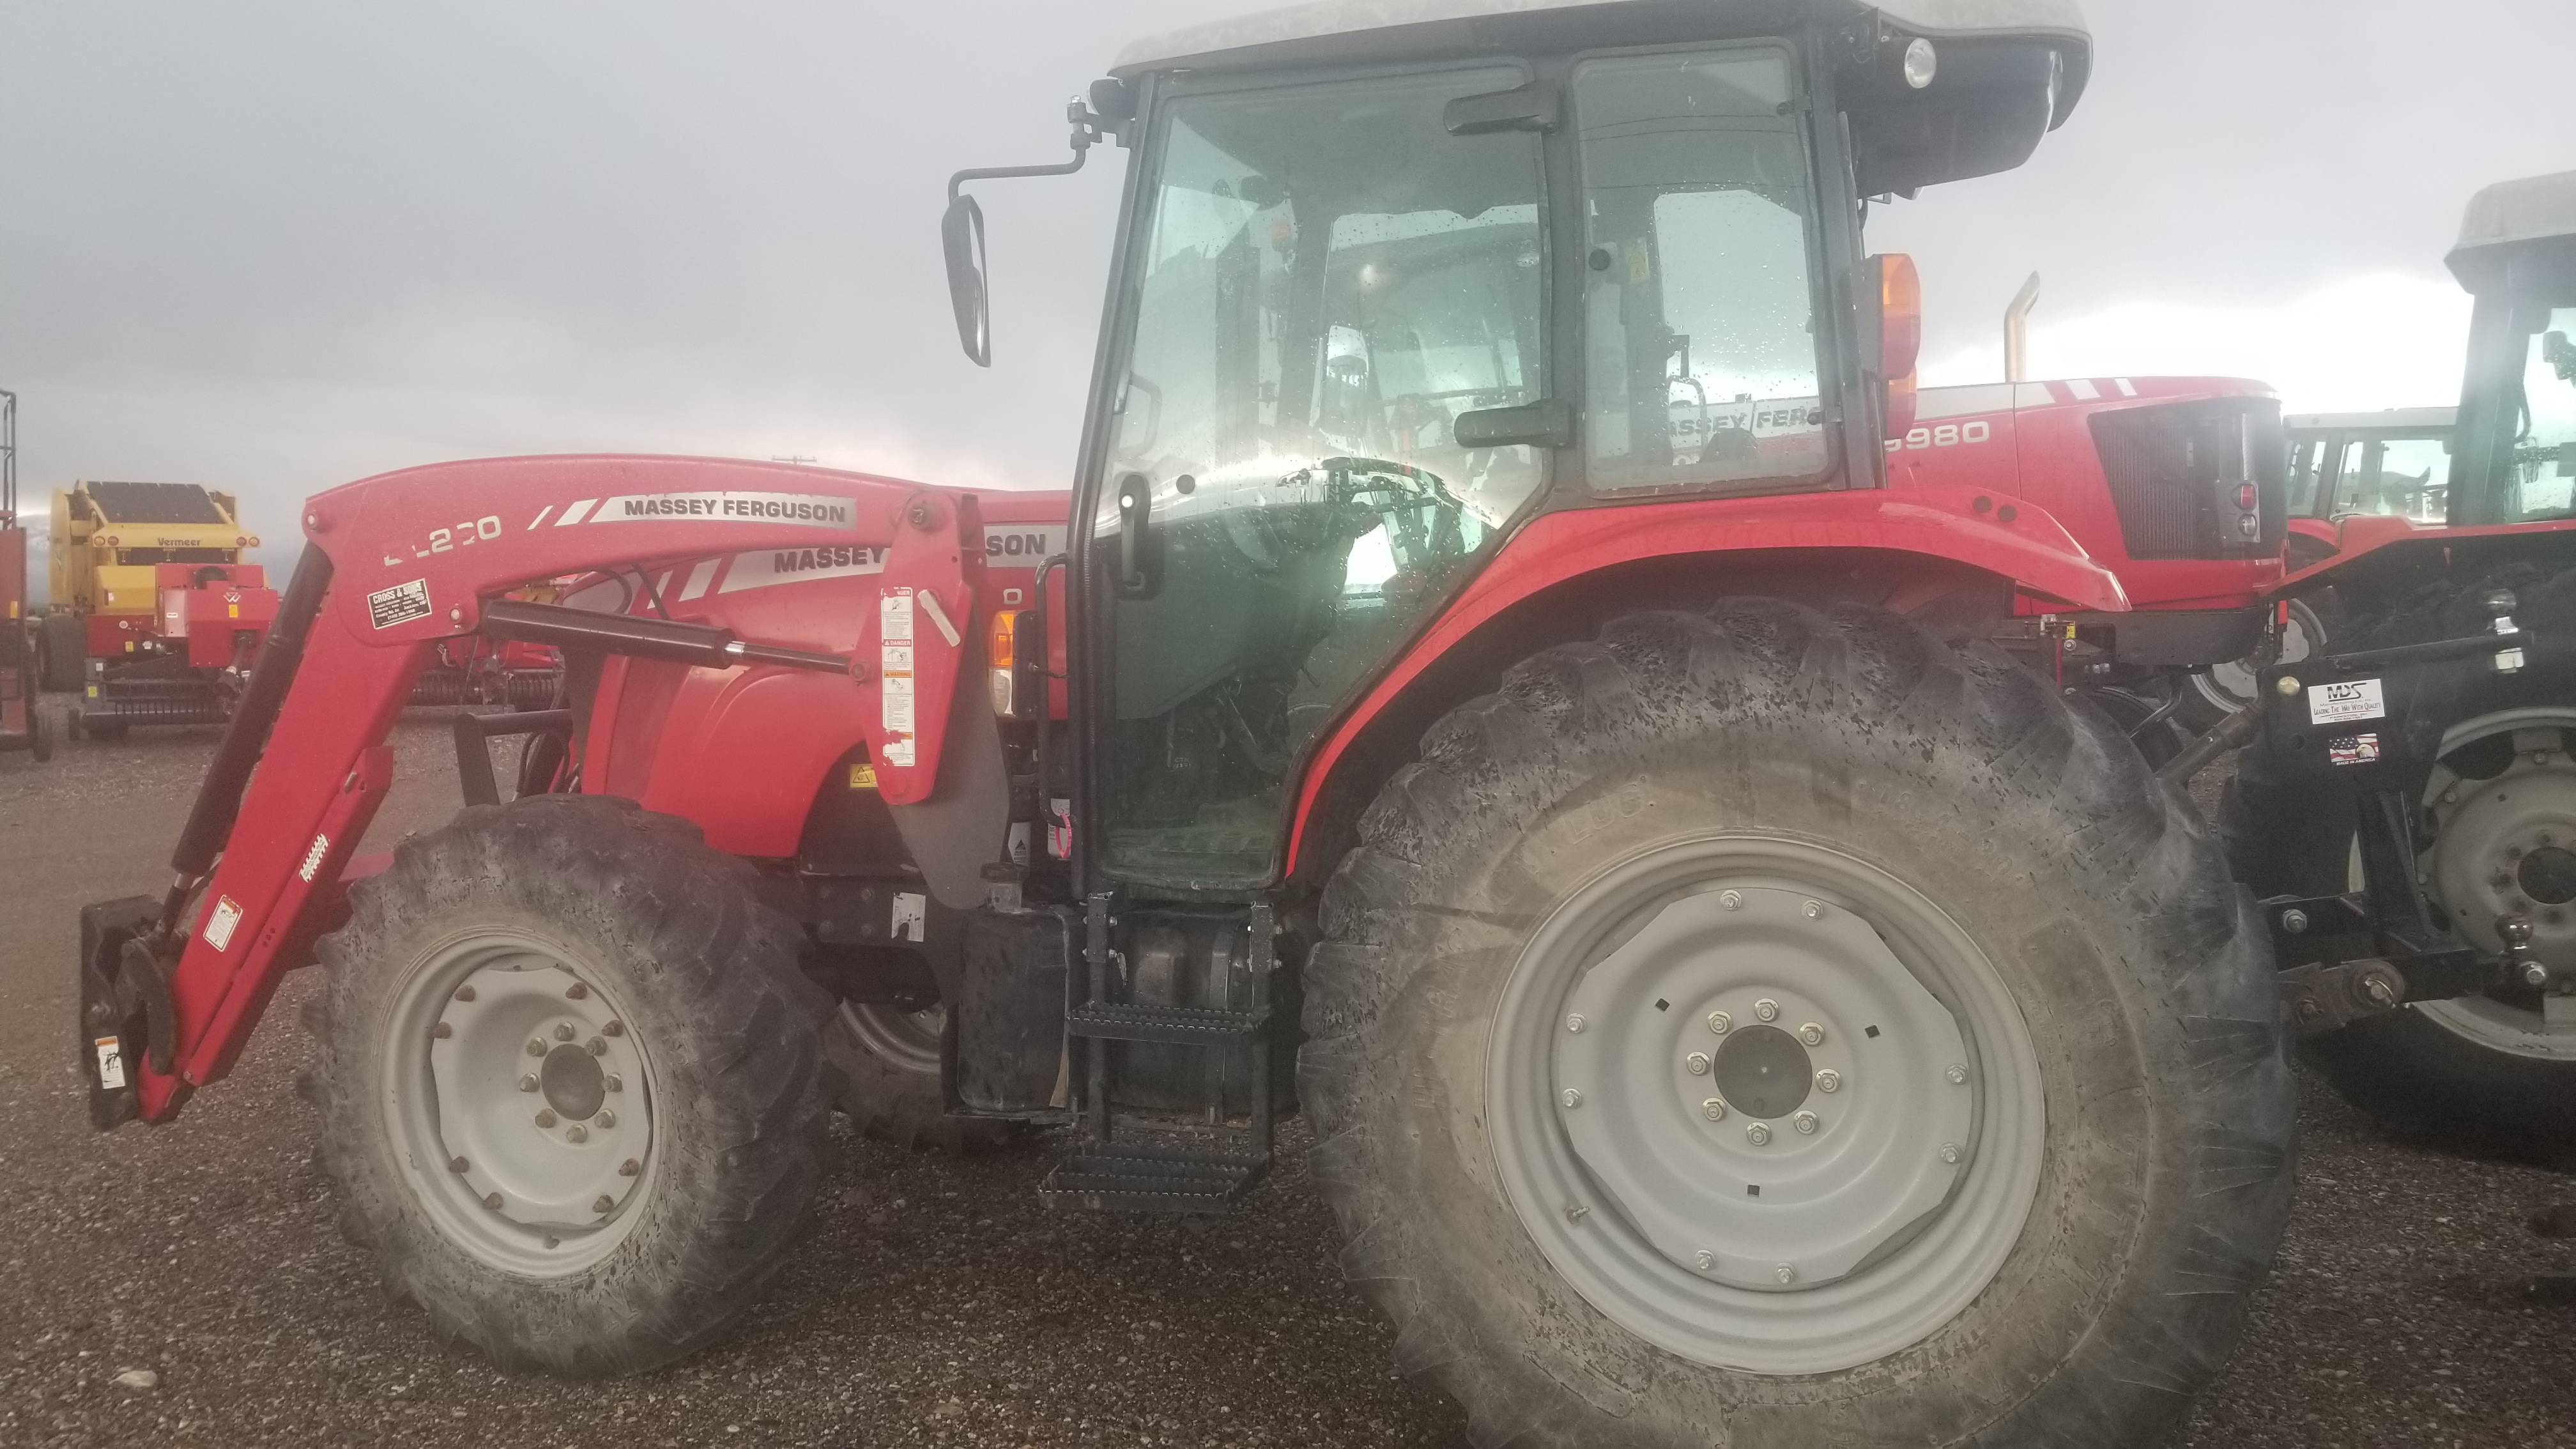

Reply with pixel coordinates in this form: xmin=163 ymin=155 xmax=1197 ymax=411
xmin=2446 ymin=169 xmax=2576 ymax=529
xmin=949 ymin=0 xmax=2092 ymax=891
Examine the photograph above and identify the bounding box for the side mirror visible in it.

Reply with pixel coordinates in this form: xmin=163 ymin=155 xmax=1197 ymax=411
xmin=942 ymin=194 xmax=992 ymax=367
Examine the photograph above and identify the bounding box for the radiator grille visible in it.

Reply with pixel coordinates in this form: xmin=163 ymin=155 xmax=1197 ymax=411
xmin=2088 ymin=399 xmax=2284 ymax=560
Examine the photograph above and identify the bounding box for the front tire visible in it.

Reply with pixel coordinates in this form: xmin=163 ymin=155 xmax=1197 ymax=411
xmin=1303 ymin=602 xmax=2291 ymax=1447
xmin=314 ymin=795 xmax=833 ymax=1376
xmin=822 ymin=1001 xmax=1016 ymax=1153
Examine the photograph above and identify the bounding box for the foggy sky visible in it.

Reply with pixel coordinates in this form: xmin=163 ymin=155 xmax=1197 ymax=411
xmin=1 ymin=0 xmax=2568 ymax=590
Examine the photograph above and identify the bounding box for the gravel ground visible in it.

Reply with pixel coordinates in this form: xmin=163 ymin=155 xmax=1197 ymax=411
xmin=4 ymin=705 xmax=2575 ymax=1448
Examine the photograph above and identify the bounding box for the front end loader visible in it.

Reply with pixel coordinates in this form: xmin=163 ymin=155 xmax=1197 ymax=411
xmin=82 ymin=4 xmax=2297 ymax=1444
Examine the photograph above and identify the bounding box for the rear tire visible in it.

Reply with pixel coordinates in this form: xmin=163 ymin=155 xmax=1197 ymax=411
xmin=313 ymin=795 xmax=833 ymax=1376
xmin=1303 ymin=601 xmax=2291 ymax=1447
xmin=28 ymin=703 xmax=52 ymax=763
xmin=38 ymin=614 xmax=85 ymax=694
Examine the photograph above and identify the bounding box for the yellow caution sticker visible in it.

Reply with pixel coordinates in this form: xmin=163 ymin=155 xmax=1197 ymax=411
xmin=848 ymin=763 xmax=878 ymax=790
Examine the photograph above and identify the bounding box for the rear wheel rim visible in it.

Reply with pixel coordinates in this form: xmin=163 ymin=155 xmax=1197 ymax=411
xmin=840 ymin=1001 xmax=946 ymax=1076
xmin=1489 ymin=835 xmax=2046 ymax=1376
xmin=383 ymin=929 xmax=659 ymax=1276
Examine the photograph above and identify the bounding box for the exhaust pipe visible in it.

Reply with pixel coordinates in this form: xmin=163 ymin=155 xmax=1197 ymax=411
xmin=2004 ymin=272 xmax=2042 ymax=384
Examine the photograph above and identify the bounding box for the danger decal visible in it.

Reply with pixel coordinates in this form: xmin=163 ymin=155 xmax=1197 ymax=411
xmin=367 ymin=579 xmax=433 ymax=630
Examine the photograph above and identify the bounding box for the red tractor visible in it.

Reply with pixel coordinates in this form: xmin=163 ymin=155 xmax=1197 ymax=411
xmin=80 ymin=5 xmax=2296 ymax=1445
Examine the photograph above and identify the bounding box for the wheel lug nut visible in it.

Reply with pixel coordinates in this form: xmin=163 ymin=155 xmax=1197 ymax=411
xmin=566 ymin=983 xmax=589 ymax=1000
xmin=1940 ymin=1142 xmax=1961 ymax=1164
xmin=1701 ymin=1098 xmax=1727 ymax=1121
xmin=1706 ymin=1011 xmax=1732 ymax=1035
xmin=483 ymin=1192 xmax=504 ymax=1211
xmin=1815 ymin=1069 xmax=1841 ymax=1092
xmin=1719 ymin=891 xmax=1743 ymax=910
xmin=1560 ymin=1089 xmax=1583 ymax=1110
xmin=526 ymin=1039 xmax=546 ymax=1057
xmin=588 ymin=1038 xmax=608 ymax=1057
xmin=1745 ymin=1122 xmax=1772 ymax=1146
xmin=597 ymin=1109 xmax=617 ymax=1128
xmin=1694 ymin=1250 xmax=1716 ymax=1271
xmin=518 ymin=1074 xmax=539 ymax=1092
xmin=566 ymin=1124 xmax=589 ymax=1143
xmin=448 ymin=1156 xmax=469 ymax=1174
xmin=593 ymin=1195 xmax=615 ymax=1215
xmin=1754 ymin=999 xmax=1779 ymax=1023
xmin=554 ymin=1023 xmax=576 ymax=1042
xmin=1797 ymin=1022 xmax=1824 ymax=1046
xmin=432 ymin=1022 xmax=452 ymax=1039
xmin=535 ymin=1109 xmax=558 ymax=1128
xmin=1793 ymin=1111 xmax=1818 ymax=1135
xmin=619 ymin=1158 xmax=641 ymax=1177
xmin=1945 ymin=1063 xmax=1968 ymax=1085
xmin=1685 ymin=1052 xmax=1712 ymax=1076
xmin=604 ymin=1074 xmax=623 ymax=1093
xmin=453 ymin=985 xmax=476 ymax=1002
xmin=1800 ymin=900 xmax=1823 ymax=919
xmin=603 ymin=1020 xmax=625 ymax=1038
xmin=1774 ymin=1263 xmax=1797 ymax=1284
xmin=1565 ymin=1013 xmax=1587 ymax=1034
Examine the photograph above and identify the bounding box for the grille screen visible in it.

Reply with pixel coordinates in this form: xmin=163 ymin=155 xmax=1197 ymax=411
xmin=2088 ymin=400 xmax=2285 ymax=560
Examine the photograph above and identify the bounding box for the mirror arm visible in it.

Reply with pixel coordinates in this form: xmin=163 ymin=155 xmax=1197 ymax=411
xmin=946 ymin=102 xmax=1107 ymax=206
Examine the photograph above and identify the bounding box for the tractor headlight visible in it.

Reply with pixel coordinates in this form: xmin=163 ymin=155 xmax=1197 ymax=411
xmin=1903 ymin=37 xmax=1938 ymax=89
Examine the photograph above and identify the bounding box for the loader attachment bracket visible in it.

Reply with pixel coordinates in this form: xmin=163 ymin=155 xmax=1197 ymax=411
xmin=77 ymin=896 xmax=169 ymax=1130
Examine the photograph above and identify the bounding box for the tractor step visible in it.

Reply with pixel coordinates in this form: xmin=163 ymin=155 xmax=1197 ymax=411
xmin=1064 ymin=1000 xmax=1269 ymax=1045
xmin=1038 ymin=1140 xmax=1269 ymax=1214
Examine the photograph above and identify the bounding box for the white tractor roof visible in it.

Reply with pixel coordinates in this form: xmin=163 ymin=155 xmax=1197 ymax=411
xmin=1114 ymin=0 xmax=2089 ymax=75
xmin=2453 ymin=169 xmax=2576 ymax=259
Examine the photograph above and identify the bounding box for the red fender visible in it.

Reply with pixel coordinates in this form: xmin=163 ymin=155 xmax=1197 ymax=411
xmin=1285 ymin=483 xmax=2128 ymax=865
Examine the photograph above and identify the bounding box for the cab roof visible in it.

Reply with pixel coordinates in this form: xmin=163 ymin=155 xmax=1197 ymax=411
xmin=1115 ymin=0 xmax=2090 ymax=112
xmin=2448 ymin=169 xmax=2576 ymax=289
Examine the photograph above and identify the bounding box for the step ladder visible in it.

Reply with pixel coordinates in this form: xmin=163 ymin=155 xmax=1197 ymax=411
xmin=1038 ymin=896 xmax=1275 ymax=1213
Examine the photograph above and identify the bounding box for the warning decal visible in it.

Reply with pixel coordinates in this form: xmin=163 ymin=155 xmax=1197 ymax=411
xmin=2308 ymin=678 xmax=2386 ymax=725
xmin=204 ymin=895 xmax=245 ymax=953
xmin=94 ymin=1037 xmax=127 ymax=1092
xmin=892 ymin=892 xmax=927 ymax=943
xmin=879 ymin=587 xmax=917 ymax=768
xmin=367 ymin=579 xmax=433 ymax=630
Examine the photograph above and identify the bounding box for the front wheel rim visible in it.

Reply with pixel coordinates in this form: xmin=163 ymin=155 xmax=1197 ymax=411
xmin=383 ymin=929 xmax=659 ymax=1276
xmin=2407 ymin=707 xmax=2576 ymax=1061
xmin=1489 ymin=836 xmax=2046 ymax=1376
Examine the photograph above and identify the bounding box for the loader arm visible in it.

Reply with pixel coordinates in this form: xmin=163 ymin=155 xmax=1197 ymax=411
xmin=84 ymin=455 xmax=985 ymax=1126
